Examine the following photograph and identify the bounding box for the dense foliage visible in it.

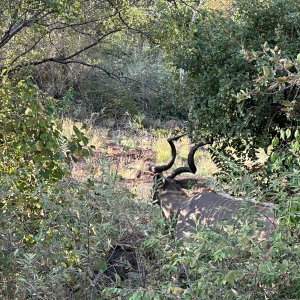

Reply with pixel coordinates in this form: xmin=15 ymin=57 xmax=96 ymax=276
xmin=152 ymin=1 xmax=300 ymax=210
xmin=0 ymin=0 xmax=177 ymax=119
xmin=157 ymin=0 xmax=300 ymax=152
xmin=1 ymin=0 xmax=299 ymax=299
xmin=137 ymin=221 xmax=300 ymax=299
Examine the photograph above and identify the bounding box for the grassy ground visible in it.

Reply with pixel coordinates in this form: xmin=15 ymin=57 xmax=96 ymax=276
xmin=61 ymin=118 xmax=218 ymax=201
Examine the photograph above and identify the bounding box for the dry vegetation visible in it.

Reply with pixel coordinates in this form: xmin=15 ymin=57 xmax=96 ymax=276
xmin=62 ymin=118 xmax=218 ymax=202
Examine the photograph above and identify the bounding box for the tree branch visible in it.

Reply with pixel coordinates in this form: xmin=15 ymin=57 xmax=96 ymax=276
xmin=64 ymin=60 xmax=159 ymax=92
xmin=106 ymin=0 xmax=151 ymax=37
xmin=42 ymin=59 xmax=159 ymax=93
xmin=0 ymin=10 xmax=52 ymax=48
xmin=10 ymin=35 xmax=44 ymax=65
xmin=8 ymin=29 xmax=121 ymax=71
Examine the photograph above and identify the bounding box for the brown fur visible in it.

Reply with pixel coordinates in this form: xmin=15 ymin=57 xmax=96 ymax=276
xmin=154 ymin=178 xmax=276 ymax=239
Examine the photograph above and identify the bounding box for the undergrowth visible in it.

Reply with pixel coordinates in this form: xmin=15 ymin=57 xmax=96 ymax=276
xmin=0 ymin=157 xmax=155 ymax=299
xmin=1 ymin=85 xmax=298 ymax=299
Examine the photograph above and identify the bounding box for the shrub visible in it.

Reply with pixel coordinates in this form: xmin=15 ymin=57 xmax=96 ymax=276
xmin=0 ymin=161 xmax=142 ymax=299
xmin=156 ymin=0 xmax=300 ymax=159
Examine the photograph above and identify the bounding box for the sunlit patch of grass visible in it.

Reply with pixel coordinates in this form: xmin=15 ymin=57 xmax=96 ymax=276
xmin=65 ymin=118 xmax=217 ymax=199
xmin=119 ymin=167 xmax=135 ymax=179
xmin=61 ymin=118 xmax=106 ymax=149
xmin=195 ymin=150 xmax=219 ymax=177
xmin=61 ymin=118 xmax=74 ymax=139
xmin=155 ymin=137 xmax=171 ymax=163
xmin=150 ymin=127 xmax=169 ymax=137
xmin=257 ymin=148 xmax=269 ymax=163
xmin=120 ymin=137 xmax=136 ymax=149
xmin=176 ymin=135 xmax=190 ymax=159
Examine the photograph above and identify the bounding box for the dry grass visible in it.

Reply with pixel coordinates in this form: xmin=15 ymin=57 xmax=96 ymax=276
xmin=63 ymin=118 xmax=218 ymax=202
xmin=155 ymin=137 xmax=171 ymax=163
xmin=194 ymin=150 xmax=219 ymax=177
xmin=61 ymin=118 xmax=106 ymax=149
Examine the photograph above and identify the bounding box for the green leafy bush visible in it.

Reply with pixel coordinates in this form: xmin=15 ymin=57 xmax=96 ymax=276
xmin=156 ymin=0 xmax=300 ymax=159
xmin=0 ymin=162 xmax=140 ymax=299
xmin=0 ymin=77 xmax=97 ymax=297
xmin=0 ymin=76 xmax=154 ymax=299
xmin=209 ymin=47 xmax=300 ymax=222
xmin=0 ymin=77 xmax=91 ymax=224
xmin=103 ymin=207 xmax=299 ymax=300
xmin=0 ymin=77 xmax=91 ymax=182
xmin=145 ymin=223 xmax=300 ymax=300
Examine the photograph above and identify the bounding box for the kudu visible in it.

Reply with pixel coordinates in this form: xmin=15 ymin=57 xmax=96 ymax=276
xmin=150 ymin=135 xmax=276 ymax=239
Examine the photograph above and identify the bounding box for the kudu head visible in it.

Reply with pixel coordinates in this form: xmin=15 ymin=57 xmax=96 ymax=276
xmin=149 ymin=134 xmax=211 ymax=220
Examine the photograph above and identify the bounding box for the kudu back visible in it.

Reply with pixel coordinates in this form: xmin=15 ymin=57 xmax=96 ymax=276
xmin=150 ymin=135 xmax=276 ymax=239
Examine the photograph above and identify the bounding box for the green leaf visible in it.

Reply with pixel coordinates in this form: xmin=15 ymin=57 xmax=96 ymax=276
xmin=35 ymin=140 xmax=43 ymax=151
xmin=93 ymin=259 xmax=107 ymax=272
xmin=231 ymin=288 xmax=239 ymax=296
xmin=46 ymin=141 xmax=54 ymax=150
xmin=73 ymin=125 xmax=81 ymax=136
xmin=280 ymin=129 xmax=285 ymax=140
xmin=39 ymin=119 xmax=46 ymax=127
xmin=286 ymin=155 xmax=293 ymax=165
xmin=292 ymin=140 xmax=300 ymax=152
xmin=272 ymin=136 xmax=279 ymax=147
xmin=82 ymin=136 xmax=89 ymax=146
xmin=282 ymin=259 xmax=289 ymax=267
xmin=270 ymin=152 xmax=278 ymax=162
xmin=262 ymin=41 xmax=270 ymax=51
xmin=40 ymin=133 xmax=48 ymax=141
xmin=286 ymin=128 xmax=291 ymax=139
xmin=262 ymin=66 xmax=270 ymax=77
xmin=224 ymin=270 xmax=239 ymax=285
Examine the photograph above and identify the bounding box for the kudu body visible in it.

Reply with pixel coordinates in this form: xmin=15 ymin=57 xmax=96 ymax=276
xmin=150 ymin=135 xmax=275 ymax=239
